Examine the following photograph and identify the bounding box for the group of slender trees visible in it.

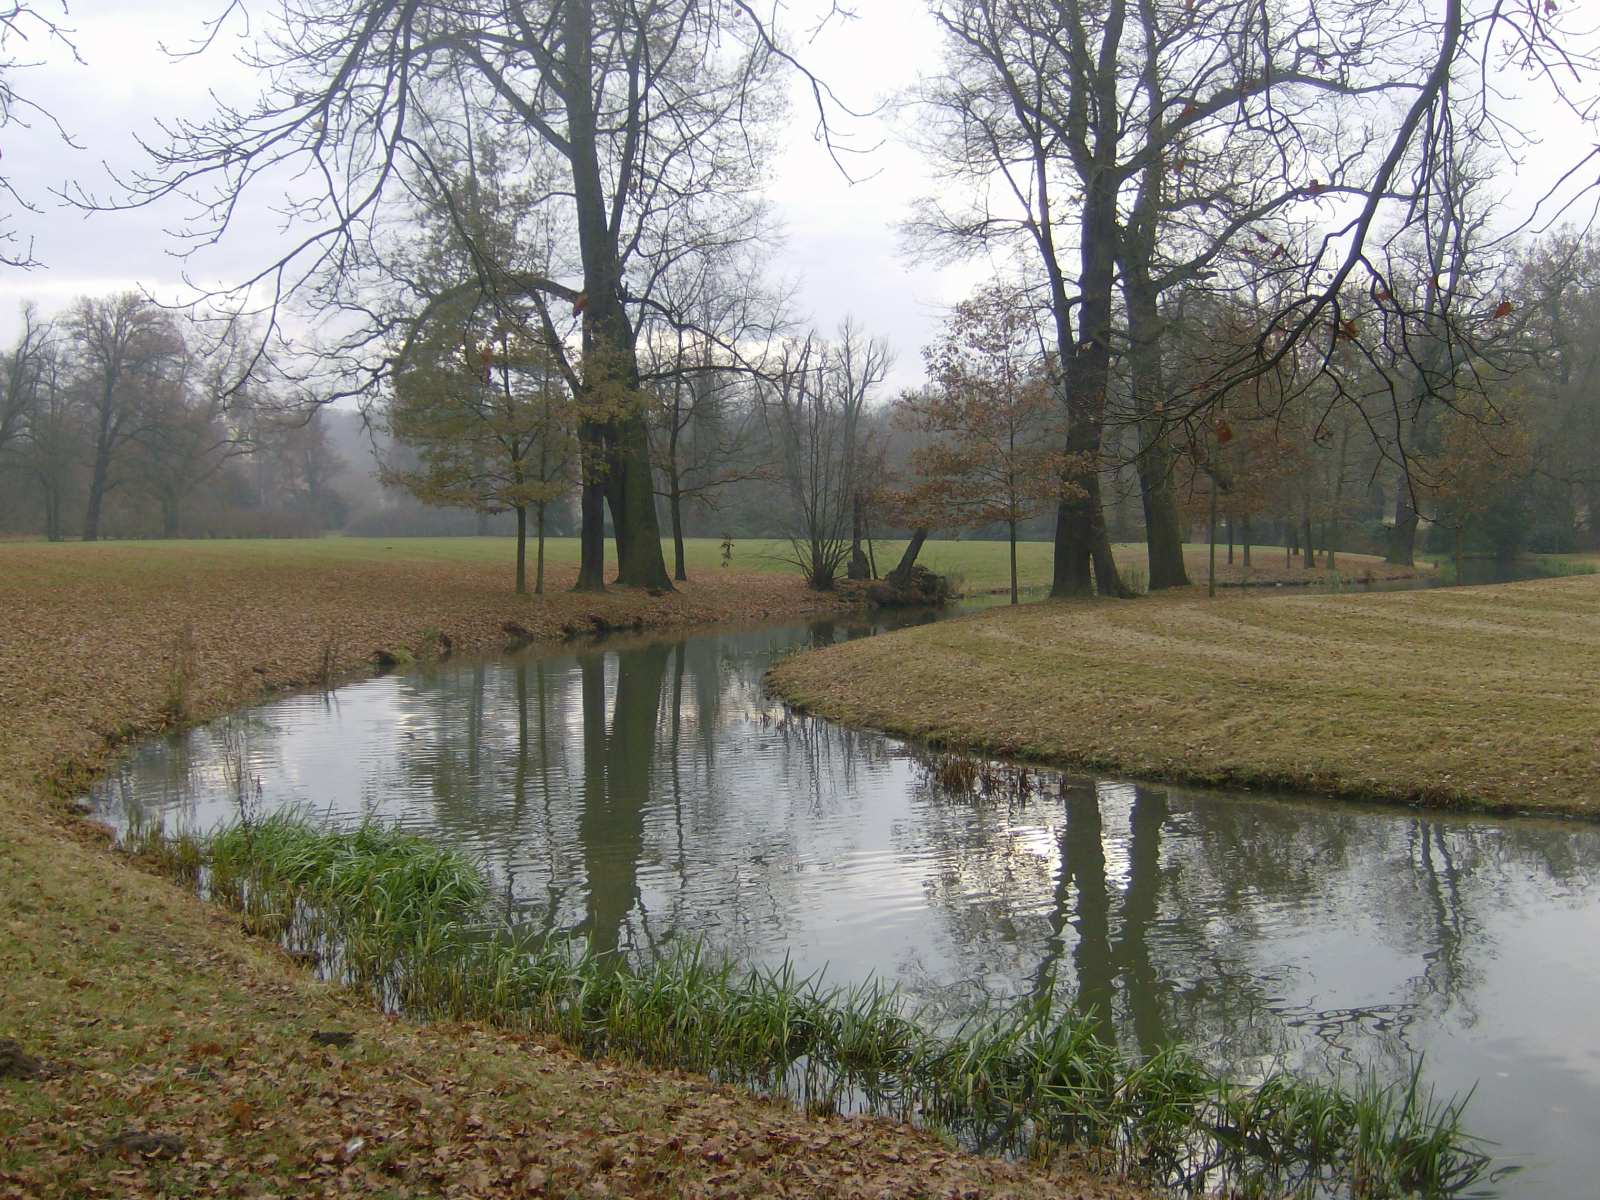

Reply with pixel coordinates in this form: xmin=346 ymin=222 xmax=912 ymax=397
xmin=0 ymin=295 xmax=353 ymax=541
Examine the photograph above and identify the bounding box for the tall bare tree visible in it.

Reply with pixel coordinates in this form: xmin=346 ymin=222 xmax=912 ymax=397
xmin=66 ymin=294 xmax=186 ymax=541
xmin=915 ymin=0 xmax=1402 ymax=595
xmin=764 ymin=321 xmax=892 ymax=591
xmin=107 ymin=0 xmax=842 ymax=591
xmin=641 ymin=249 xmax=783 ymax=582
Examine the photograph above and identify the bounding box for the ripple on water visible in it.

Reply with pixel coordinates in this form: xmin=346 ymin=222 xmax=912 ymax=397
xmin=92 ymin=615 xmax=1600 ymax=1200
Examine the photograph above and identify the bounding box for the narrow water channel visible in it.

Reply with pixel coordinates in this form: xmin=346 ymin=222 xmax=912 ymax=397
xmin=93 ymin=606 xmax=1600 ymax=1197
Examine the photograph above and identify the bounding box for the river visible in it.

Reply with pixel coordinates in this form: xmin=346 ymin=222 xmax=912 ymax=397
xmin=92 ymin=605 xmax=1600 ymax=1197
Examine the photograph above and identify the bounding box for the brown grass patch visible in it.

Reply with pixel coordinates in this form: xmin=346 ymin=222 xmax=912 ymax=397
xmin=768 ymin=576 xmax=1600 ymax=818
xmin=0 ymin=539 xmax=1150 ymax=1200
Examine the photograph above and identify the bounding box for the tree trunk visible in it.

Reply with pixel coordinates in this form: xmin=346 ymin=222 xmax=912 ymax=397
xmin=1328 ymin=424 xmax=1351 ymax=572
xmin=1301 ymin=508 xmax=1315 ymax=569
xmin=669 ymin=475 xmax=687 ymax=583
xmin=888 ymin=528 xmax=929 ymax=586
xmin=1226 ymin=517 xmax=1234 ymax=565
xmin=1116 ymin=46 xmax=1187 ymax=592
xmin=565 ymin=0 xmax=671 ymax=593
xmin=1138 ymin=460 xmax=1189 ymax=589
xmin=1207 ymin=472 xmax=1218 ymax=599
xmin=1388 ymin=474 xmax=1419 ymax=567
xmin=1051 ymin=140 xmax=1127 ymax=599
xmin=1008 ymin=518 xmax=1019 ymax=605
xmin=847 ymin=492 xmax=870 ymax=580
xmin=535 ymin=503 xmax=547 ymax=595
xmin=1241 ymin=515 xmax=1252 ymax=569
xmin=604 ymin=397 xmax=670 ymax=590
xmin=43 ymin=484 xmax=61 ymax=542
xmin=515 ymin=504 xmax=528 ymax=595
xmin=82 ymin=447 xmax=111 ymax=542
xmin=574 ymin=433 xmax=607 ymax=592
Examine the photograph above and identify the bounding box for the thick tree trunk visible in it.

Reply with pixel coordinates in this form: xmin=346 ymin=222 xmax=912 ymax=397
xmin=1054 ymin=427 xmax=1127 ymax=595
xmin=1389 ymin=475 xmax=1419 ymax=567
xmin=606 ymin=413 xmax=670 ymax=589
xmin=82 ymin=448 xmax=111 ymax=542
xmin=1051 ymin=131 xmax=1127 ymax=599
xmin=565 ymin=0 xmax=671 ymax=593
xmin=1123 ymin=275 xmax=1189 ymax=590
xmin=888 ymin=528 xmax=929 ymax=586
xmin=847 ymin=492 xmax=870 ymax=580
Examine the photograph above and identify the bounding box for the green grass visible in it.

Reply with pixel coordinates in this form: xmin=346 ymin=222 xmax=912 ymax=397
xmin=9 ymin=533 xmax=1425 ymax=599
xmin=123 ymin=811 xmax=1493 ymax=1198
xmin=13 ymin=533 xmax=1045 ymax=587
xmin=1421 ymin=553 xmax=1600 ymax=586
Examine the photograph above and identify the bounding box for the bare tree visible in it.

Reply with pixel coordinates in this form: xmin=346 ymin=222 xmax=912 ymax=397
xmin=641 ymin=250 xmax=784 ymax=582
xmin=66 ymin=294 xmax=187 ymax=541
xmin=18 ymin=339 xmax=75 ymax=540
xmin=764 ymin=321 xmax=891 ymax=591
xmin=0 ymin=304 xmax=51 ymax=459
xmin=1151 ymin=0 xmax=1599 ymax=446
xmin=915 ymin=0 xmax=1404 ymax=596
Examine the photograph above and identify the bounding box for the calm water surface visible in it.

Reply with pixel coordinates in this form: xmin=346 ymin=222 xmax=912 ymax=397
xmin=93 ymin=608 xmax=1600 ymax=1197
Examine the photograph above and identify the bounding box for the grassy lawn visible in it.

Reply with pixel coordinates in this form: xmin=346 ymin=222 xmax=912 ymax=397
xmin=0 ymin=538 xmax=1149 ymax=1200
xmin=769 ymin=574 xmax=1600 ymax=818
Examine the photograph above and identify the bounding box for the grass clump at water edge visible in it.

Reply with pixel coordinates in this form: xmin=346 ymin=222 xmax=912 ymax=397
xmin=123 ymin=812 xmax=1496 ymax=1199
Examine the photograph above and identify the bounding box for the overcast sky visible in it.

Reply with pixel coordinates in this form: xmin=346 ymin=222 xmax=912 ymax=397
xmin=1 ymin=1 xmax=1594 ymax=394
xmin=0 ymin=0 xmax=989 ymax=392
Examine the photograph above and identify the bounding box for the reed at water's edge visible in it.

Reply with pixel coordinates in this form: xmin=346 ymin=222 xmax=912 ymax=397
xmin=125 ymin=810 xmax=1496 ymax=1199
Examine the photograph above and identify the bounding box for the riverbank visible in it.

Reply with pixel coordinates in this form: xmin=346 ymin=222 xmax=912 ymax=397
xmin=768 ymin=574 xmax=1600 ymax=819
xmin=0 ymin=539 xmax=865 ymax=790
xmin=0 ymin=540 xmax=1147 ymax=1199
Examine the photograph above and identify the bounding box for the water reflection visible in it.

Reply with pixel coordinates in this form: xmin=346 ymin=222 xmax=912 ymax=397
xmin=95 ymin=612 xmax=1600 ymax=1197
